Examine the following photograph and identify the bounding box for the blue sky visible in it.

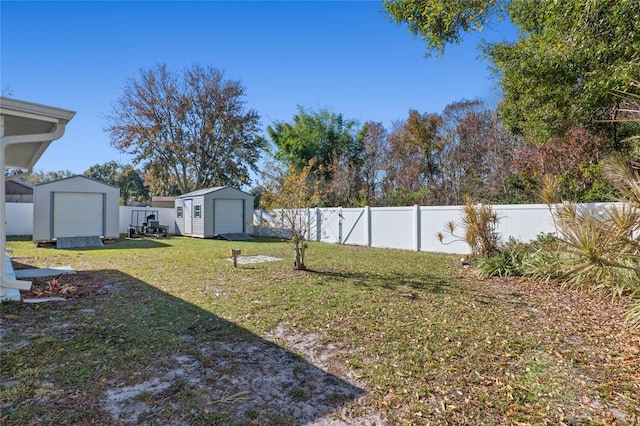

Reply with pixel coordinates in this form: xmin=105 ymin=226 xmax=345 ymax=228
xmin=1 ymin=1 xmax=517 ymax=179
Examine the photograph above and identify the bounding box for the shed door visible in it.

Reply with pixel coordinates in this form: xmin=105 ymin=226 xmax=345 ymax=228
xmin=214 ymin=199 xmax=244 ymax=234
xmin=53 ymin=192 xmax=104 ymax=238
xmin=184 ymin=199 xmax=193 ymax=234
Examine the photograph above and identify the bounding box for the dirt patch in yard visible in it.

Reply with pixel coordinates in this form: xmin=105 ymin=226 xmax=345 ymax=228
xmin=99 ymin=325 xmax=386 ymax=425
xmin=2 ymin=265 xmax=386 ymax=425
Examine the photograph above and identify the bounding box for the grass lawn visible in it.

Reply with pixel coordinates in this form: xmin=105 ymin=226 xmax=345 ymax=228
xmin=1 ymin=235 xmax=639 ymax=425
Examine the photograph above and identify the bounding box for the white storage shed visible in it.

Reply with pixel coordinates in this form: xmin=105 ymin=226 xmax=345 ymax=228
xmin=33 ymin=175 xmax=120 ymax=243
xmin=175 ymin=186 xmax=254 ymax=238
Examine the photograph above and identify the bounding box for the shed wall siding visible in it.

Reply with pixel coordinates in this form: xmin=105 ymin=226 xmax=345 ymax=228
xmin=33 ymin=177 xmax=120 ymax=242
xmin=174 ymin=198 xmax=185 ymax=235
xmin=175 ymin=187 xmax=254 ymax=238
xmin=191 ymin=195 xmax=206 ymax=237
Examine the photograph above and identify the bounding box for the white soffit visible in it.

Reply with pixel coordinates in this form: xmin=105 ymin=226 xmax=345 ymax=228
xmin=1 ymin=97 xmax=76 ymax=169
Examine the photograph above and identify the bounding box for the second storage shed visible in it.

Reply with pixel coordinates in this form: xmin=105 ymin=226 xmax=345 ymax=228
xmin=33 ymin=175 xmax=120 ymax=243
xmin=175 ymin=186 xmax=254 ymax=238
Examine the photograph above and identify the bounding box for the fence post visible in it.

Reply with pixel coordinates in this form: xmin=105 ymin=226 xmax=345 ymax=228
xmin=316 ymin=207 xmax=321 ymax=242
xmin=414 ymin=205 xmax=421 ymax=252
xmin=338 ymin=207 xmax=343 ymax=244
xmin=364 ymin=205 xmax=371 ymax=247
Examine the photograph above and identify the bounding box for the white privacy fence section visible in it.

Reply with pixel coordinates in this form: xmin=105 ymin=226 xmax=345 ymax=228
xmin=6 ymin=202 xmax=622 ymax=254
xmin=118 ymin=206 xmax=176 ymax=234
xmin=5 ymin=203 xmax=177 ymax=236
xmin=253 ymin=202 xmax=621 ymax=254
xmin=5 ymin=203 xmax=33 ymax=236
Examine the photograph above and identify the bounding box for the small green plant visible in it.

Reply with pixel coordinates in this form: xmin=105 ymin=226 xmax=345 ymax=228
xmin=476 ymin=250 xmax=523 ymax=278
xmin=438 ymin=196 xmax=500 ymax=258
xmin=289 ymin=387 xmax=306 ymax=401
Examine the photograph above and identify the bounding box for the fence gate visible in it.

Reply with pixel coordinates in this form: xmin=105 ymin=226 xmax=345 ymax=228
xmin=318 ymin=208 xmax=343 ymax=243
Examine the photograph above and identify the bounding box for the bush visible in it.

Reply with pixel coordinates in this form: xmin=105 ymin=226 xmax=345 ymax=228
xmin=476 ymin=250 xmax=523 ymax=278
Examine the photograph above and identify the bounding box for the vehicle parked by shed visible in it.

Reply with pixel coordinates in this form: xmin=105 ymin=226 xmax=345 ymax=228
xmin=175 ymin=186 xmax=254 ymax=238
xmin=33 ymin=175 xmax=120 ymax=244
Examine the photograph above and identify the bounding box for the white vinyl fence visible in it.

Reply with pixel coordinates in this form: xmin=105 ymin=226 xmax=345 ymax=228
xmin=5 ymin=203 xmax=33 ymax=236
xmin=6 ymin=202 xmax=619 ymax=255
xmin=254 ymin=202 xmax=620 ymax=254
xmin=5 ymin=203 xmax=176 ymax=236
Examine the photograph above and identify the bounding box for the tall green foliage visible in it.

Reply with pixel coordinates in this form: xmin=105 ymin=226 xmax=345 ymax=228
xmin=384 ymin=0 xmax=640 ymax=144
xmin=267 ymin=107 xmax=361 ymax=174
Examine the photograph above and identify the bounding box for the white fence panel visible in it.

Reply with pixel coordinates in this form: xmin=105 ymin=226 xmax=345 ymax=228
xmin=318 ymin=208 xmax=343 ymax=243
xmin=419 ymin=205 xmax=469 ymax=254
xmin=5 ymin=203 xmax=33 ymax=236
xmin=252 ymin=209 xmax=291 ymax=238
xmin=118 ymin=206 xmax=177 ymax=234
xmin=494 ymin=204 xmax=555 ymax=244
xmin=340 ymin=207 xmax=368 ymax=246
xmin=370 ymin=206 xmax=415 ymax=250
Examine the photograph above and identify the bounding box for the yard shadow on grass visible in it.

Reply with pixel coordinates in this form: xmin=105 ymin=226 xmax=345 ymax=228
xmin=1 ymin=269 xmax=366 ymax=425
xmin=308 ymin=268 xmax=451 ymax=294
xmin=34 ymin=238 xmax=172 ymax=251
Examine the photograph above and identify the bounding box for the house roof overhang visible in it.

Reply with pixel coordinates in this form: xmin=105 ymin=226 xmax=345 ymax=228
xmin=1 ymin=97 xmax=76 ymax=299
xmin=1 ymin=97 xmax=76 ymax=170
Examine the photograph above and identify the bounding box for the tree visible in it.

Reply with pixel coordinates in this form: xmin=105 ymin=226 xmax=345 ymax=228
xmin=259 ymin=160 xmax=324 ymax=270
xmin=383 ymin=109 xmax=442 ymax=205
xmin=105 ymin=63 xmax=265 ymax=194
xmin=510 ymin=126 xmax=615 ymax=202
xmin=84 ymin=161 xmax=120 ymax=186
xmin=26 ymin=170 xmax=73 ymax=183
xmin=358 ymin=122 xmax=390 ymax=206
xmin=85 ymin=161 xmax=149 ymax=205
xmin=117 ymin=164 xmax=148 ymax=205
xmin=437 ymin=100 xmax=517 ymax=204
xmin=383 ymin=0 xmax=506 ymax=57
xmin=385 ymin=0 xmax=640 ymax=144
xmin=268 ymin=107 xmax=361 ymax=175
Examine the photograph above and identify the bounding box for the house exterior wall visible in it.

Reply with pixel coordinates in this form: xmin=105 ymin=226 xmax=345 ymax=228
xmin=32 ymin=176 xmax=120 ymax=242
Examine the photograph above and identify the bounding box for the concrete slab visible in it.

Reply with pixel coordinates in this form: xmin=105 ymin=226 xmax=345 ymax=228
xmin=14 ymin=266 xmax=76 ymax=278
xmin=225 ymin=255 xmax=282 ymax=265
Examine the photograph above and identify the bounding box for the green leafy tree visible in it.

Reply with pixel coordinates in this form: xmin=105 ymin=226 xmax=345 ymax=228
xmin=268 ymin=107 xmax=361 ymax=175
xmin=105 ymin=63 xmax=265 ymax=194
xmin=385 ymin=0 xmax=640 ymax=144
xmin=84 ymin=161 xmax=120 ymax=186
xmin=85 ymin=161 xmax=149 ymax=205
xmin=117 ymin=164 xmax=149 ymax=205
xmin=26 ymin=170 xmax=73 ymax=183
xmin=383 ymin=0 xmax=506 ymax=57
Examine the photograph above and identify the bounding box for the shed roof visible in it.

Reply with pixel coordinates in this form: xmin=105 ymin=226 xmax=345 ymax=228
xmin=34 ymin=174 xmax=120 ymax=190
xmin=176 ymin=186 xmax=252 ymax=198
xmin=6 ymin=178 xmax=34 ymax=190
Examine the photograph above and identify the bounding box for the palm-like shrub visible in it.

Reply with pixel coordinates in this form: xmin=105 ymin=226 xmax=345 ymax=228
xmin=541 ymin=81 xmax=640 ymax=326
xmin=438 ymin=196 xmax=500 ymax=258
